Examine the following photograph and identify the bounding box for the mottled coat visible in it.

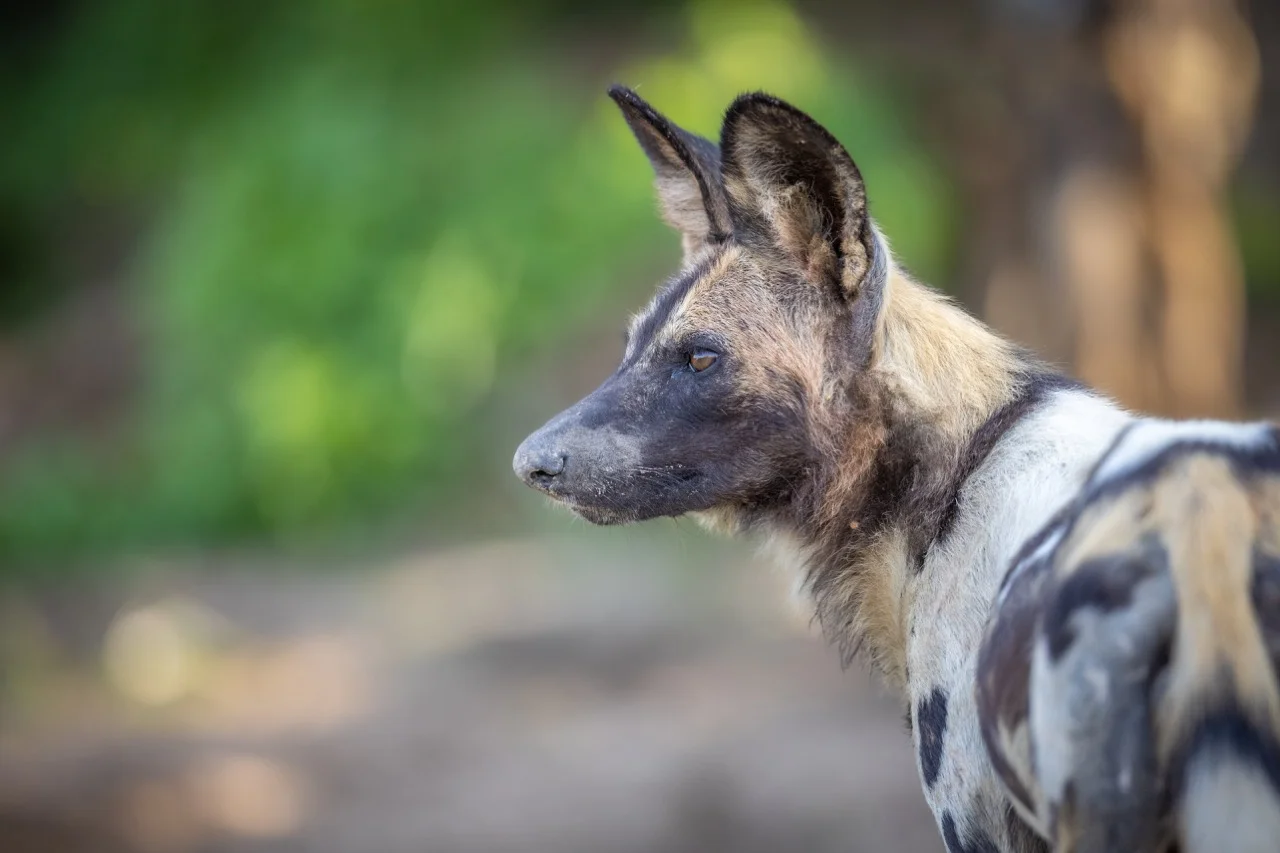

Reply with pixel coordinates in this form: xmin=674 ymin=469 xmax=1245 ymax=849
xmin=513 ymin=87 xmax=1280 ymax=853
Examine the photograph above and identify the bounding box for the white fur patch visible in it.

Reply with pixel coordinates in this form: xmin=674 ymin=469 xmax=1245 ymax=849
xmin=1091 ymin=419 xmax=1275 ymax=488
xmin=908 ymin=389 xmax=1131 ymax=828
xmin=912 ymin=390 xmax=1131 ymax=694
xmin=1181 ymin=751 xmax=1280 ymax=853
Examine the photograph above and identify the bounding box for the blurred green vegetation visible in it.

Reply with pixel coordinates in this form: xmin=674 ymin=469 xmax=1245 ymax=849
xmin=0 ymin=0 xmax=954 ymax=561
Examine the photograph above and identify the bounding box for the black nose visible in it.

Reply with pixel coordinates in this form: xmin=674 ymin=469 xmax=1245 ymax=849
xmin=513 ymin=438 xmax=566 ymax=488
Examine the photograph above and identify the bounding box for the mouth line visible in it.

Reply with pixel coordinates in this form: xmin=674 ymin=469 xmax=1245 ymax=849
xmin=554 ymin=497 xmax=631 ymax=525
xmin=529 ymin=485 xmax=638 ymax=525
xmin=524 ymin=467 xmax=709 ymax=525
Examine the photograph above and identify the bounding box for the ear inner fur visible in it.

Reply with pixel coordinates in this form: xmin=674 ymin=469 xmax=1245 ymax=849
xmin=719 ymin=92 xmax=874 ymax=302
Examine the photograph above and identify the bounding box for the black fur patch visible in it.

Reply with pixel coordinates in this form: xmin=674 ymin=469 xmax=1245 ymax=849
xmin=1044 ymin=539 xmax=1168 ymax=661
xmin=1169 ymin=707 xmax=1280 ymax=798
xmin=933 ymin=370 xmax=1086 ymax=551
xmin=916 ymin=687 xmax=949 ymax=789
xmin=941 ymin=811 xmax=1000 ymax=853
xmin=976 ymin=518 xmax=1068 ymax=814
xmin=863 ymin=416 xmax=947 ymax=571
xmin=1083 ymin=427 xmax=1280 ymax=505
xmin=1252 ymin=547 xmax=1280 ymax=671
xmin=608 ymin=85 xmax=732 ymax=242
xmin=848 ymin=229 xmax=887 ymax=368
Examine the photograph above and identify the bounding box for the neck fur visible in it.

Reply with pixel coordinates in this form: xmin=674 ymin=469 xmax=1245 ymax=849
xmin=778 ymin=267 xmax=1031 ymax=691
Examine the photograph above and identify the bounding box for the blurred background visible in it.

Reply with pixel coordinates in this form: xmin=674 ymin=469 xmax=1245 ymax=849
xmin=1 ymin=0 xmax=1277 ymax=850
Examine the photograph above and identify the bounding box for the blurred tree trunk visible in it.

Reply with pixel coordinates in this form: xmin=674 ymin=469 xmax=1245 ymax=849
xmin=857 ymin=0 xmax=1261 ymax=417
xmin=979 ymin=0 xmax=1258 ymax=417
xmin=1100 ymin=0 xmax=1258 ymax=417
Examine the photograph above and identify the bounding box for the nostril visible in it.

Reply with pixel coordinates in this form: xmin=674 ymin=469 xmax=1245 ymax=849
xmin=532 ymin=455 xmax=566 ymax=480
xmin=514 ymin=436 xmax=567 ymax=488
xmin=517 ymin=449 xmax=566 ymax=488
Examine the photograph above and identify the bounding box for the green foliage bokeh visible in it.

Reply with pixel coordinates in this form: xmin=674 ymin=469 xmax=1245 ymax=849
xmin=0 ymin=0 xmax=954 ymax=559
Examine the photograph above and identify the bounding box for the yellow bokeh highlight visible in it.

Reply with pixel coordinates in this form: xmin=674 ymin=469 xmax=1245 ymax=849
xmin=102 ymin=597 xmax=227 ymax=707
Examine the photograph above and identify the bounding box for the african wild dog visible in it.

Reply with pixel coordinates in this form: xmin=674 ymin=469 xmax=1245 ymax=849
xmin=513 ymin=86 xmax=1280 ymax=852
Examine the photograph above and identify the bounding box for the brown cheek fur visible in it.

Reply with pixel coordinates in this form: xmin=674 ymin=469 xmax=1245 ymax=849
xmin=654 ymin=244 xmax=1026 ymax=689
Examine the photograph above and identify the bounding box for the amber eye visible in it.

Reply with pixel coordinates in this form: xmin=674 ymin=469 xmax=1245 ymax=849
xmin=688 ymin=350 xmax=719 ymax=373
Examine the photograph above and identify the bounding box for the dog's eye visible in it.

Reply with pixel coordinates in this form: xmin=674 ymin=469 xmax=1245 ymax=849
xmin=689 ymin=351 xmax=718 ymax=373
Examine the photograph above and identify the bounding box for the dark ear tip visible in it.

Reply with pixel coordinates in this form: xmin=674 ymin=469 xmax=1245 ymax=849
xmin=723 ymin=90 xmax=809 ymax=126
xmin=721 ymin=90 xmax=844 ymax=157
xmin=607 ymin=83 xmax=635 ymax=101
xmin=607 ymin=84 xmax=647 ymax=112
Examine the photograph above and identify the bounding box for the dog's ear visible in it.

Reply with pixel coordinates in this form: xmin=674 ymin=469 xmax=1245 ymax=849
xmin=720 ymin=93 xmax=879 ymax=303
xmin=609 ymin=86 xmax=732 ymax=262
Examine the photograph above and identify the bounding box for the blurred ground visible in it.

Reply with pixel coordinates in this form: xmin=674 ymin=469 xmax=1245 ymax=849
xmin=0 ymin=532 xmax=940 ymax=853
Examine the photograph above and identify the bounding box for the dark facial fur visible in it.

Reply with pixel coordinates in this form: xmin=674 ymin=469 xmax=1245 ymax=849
xmin=513 ymin=88 xmax=1038 ymax=669
xmin=522 ymin=91 xmax=1063 ymax=686
xmin=514 ymin=88 xmax=888 ymax=530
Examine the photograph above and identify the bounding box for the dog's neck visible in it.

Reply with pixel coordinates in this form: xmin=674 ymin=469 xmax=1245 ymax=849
xmin=773 ymin=269 xmax=1040 ymax=691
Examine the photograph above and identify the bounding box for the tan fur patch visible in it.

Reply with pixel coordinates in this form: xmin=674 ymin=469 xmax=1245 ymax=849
xmin=1055 ymin=456 xmax=1280 ymax=760
xmin=873 ymin=273 xmax=1024 ymax=442
xmin=1053 ymin=488 xmax=1155 ymax=572
xmin=1155 ymin=459 xmax=1280 ymax=756
xmin=1253 ymin=476 xmax=1280 ymax=557
xmin=655 ymin=172 xmax=715 ymax=259
xmin=823 ymin=526 xmax=913 ymax=690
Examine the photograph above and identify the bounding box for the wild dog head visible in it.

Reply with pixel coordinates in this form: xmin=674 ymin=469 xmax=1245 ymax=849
xmin=513 ymin=87 xmax=889 ymax=528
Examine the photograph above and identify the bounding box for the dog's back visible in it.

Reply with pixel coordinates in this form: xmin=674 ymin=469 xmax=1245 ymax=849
xmin=980 ymin=419 xmax=1280 ymax=851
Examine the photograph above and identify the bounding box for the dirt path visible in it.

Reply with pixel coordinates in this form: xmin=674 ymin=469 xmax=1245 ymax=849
xmin=0 ymin=533 xmax=941 ymax=852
